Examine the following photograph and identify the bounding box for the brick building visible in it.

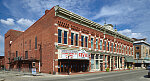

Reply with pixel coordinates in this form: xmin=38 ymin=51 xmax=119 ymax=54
xmin=0 ymin=56 xmax=4 ymax=70
xmin=133 ymin=38 xmax=150 ymax=68
xmin=5 ymin=5 xmax=134 ymax=74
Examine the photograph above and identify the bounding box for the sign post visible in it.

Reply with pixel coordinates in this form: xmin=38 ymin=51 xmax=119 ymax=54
xmin=32 ymin=68 xmax=36 ymax=75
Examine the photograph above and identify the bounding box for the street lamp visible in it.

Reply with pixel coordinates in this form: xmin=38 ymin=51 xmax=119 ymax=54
xmin=68 ymin=54 xmax=70 ymax=75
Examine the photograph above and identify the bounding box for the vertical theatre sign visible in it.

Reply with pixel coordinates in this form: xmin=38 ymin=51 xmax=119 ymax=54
xmin=58 ymin=49 xmax=89 ymax=60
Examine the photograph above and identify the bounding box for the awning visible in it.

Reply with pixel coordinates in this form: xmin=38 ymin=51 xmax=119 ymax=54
xmin=134 ymin=60 xmax=143 ymax=63
xmin=125 ymin=56 xmax=134 ymax=62
xmin=143 ymin=60 xmax=150 ymax=63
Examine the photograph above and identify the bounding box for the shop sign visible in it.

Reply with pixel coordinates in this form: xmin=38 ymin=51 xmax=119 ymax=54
xmin=59 ymin=49 xmax=89 ymax=60
xmin=78 ymin=50 xmax=89 ymax=59
xmin=61 ymin=50 xmax=78 ymax=59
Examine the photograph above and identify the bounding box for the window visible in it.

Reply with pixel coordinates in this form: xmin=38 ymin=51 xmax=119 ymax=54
xmin=104 ymin=41 xmax=106 ymax=50
xmin=128 ymin=47 xmax=129 ymax=54
xmin=108 ymin=42 xmax=110 ymax=51
xmin=91 ymin=54 xmax=94 ymax=69
xmin=85 ymin=36 xmax=88 ymax=47
xmin=58 ymin=29 xmax=62 ymax=43
xmin=115 ymin=56 xmax=117 ymax=68
xmin=100 ymin=40 xmax=103 ymax=50
xmin=91 ymin=38 xmax=94 ymax=49
xmin=81 ymin=35 xmax=84 ymax=47
xmin=75 ymin=34 xmax=78 ymax=46
xmin=64 ymin=31 xmax=68 ymax=44
xmin=71 ymin=33 xmax=74 ymax=45
xmin=100 ymin=55 xmax=103 ymax=59
xmin=136 ymin=47 xmax=139 ymax=50
xmin=96 ymin=39 xmax=98 ymax=49
xmin=120 ymin=57 xmax=122 ymax=68
xmin=29 ymin=40 xmax=31 ymax=50
xmin=25 ymin=51 xmax=28 ymax=59
xmin=35 ymin=36 xmax=37 ymax=49
xmin=105 ymin=55 xmax=107 ymax=68
xmin=111 ymin=43 xmax=113 ymax=52
xmin=120 ymin=45 xmax=122 ymax=53
xmin=115 ymin=44 xmax=117 ymax=52
xmin=118 ymin=45 xmax=119 ymax=53
xmin=123 ymin=46 xmax=125 ymax=54
xmin=16 ymin=51 xmax=18 ymax=57
xmin=136 ymin=52 xmax=139 ymax=59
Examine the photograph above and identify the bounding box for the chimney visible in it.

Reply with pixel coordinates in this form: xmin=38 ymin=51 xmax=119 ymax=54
xmin=45 ymin=10 xmax=50 ymax=15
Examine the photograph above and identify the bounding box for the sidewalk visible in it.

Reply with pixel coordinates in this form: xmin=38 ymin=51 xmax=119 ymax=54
xmin=56 ymin=68 xmax=146 ymax=75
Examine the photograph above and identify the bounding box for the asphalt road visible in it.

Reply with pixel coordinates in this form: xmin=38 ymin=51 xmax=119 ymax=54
xmin=0 ymin=69 xmax=149 ymax=81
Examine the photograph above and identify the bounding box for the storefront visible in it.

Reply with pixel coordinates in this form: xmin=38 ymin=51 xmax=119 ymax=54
xmin=58 ymin=49 xmax=89 ymax=74
xmin=125 ymin=56 xmax=134 ymax=69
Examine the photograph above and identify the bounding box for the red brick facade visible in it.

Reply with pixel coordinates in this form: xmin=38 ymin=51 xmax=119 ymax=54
xmin=4 ymin=6 xmax=134 ymax=74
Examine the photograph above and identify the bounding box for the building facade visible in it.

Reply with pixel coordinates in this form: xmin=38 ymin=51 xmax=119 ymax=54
xmin=133 ymin=38 xmax=150 ymax=68
xmin=5 ymin=5 xmax=134 ymax=74
xmin=0 ymin=56 xmax=4 ymax=70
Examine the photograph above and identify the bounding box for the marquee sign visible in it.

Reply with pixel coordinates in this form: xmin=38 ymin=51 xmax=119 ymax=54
xmin=58 ymin=49 xmax=89 ymax=60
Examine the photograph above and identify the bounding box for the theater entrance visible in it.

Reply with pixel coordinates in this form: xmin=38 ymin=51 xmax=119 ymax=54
xmin=58 ymin=59 xmax=89 ymax=74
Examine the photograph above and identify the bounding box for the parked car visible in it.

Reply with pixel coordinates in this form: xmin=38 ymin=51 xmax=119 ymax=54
xmin=148 ymin=70 xmax=150 ymax=77
xmin=146 ymin=65 xmax=150 ymax=70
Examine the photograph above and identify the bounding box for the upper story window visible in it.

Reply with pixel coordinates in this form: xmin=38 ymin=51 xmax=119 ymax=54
xmin=16 ymin=51 xmax=18 ymax=57
xmin=96 ymin=39 xmax=98 ymax=50
xmin=111 ymin=43 xmax=113 ymax=52
xmin=136 ymin=47 xmax=139 ymax=50
xmin=25 ymin=51 xmax=28 ymax=59
xmin=71 ymin=33 xmax=74 ymax=45
xmin=75 ymin=34 xmax=78 ymax=46
xmin=124 ymin=46 xmax=125 ymax=54
xmin=35 ymin=36 xmax=37 ymax=49
xmin=120 ymin=45 xmax=122 ymax=53
xmin=115 ymin=44 xmax=117 ymax=52
xmin=81 ymin=35 xmax=84 ymax=47
xmin=100 ymin=40 xmax=103 ymax=50
xmin=104 ymin=41 xmax=106 ymax=50
xmin=64 ymin=31 xmax=68 ymax=44
xmin=91 ymin=38 xmax=94 ymax=49
xmin=29 ymin=40 xmax=31 ymax=50
xmin=108 ymin=42 xmax=110 ymax=51
xmin=118 ymin=45 xmax=119 ymax=53
xmin=127 ymin=47 xmax=129 ymax=54
xmin=85 ymin=36 xmax=88 ymax=47
xmin=58 ymin=29 xmax=62 ymax=43
xmin=130 ymin=48 xmax=132 ymax=55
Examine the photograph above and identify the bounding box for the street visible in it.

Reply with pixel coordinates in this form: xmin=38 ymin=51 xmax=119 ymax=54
xmin=0 ymin=69 xmax=149 ymax=81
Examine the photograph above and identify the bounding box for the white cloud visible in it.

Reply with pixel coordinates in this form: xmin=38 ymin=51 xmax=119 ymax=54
xmin=118 ymin=29 xmax=143 ymax=38
xmin=17 ymin=18 xmax=35 ymax=27
xmin=22 ymin=0 xmax=92 ymax=17
xmin=0 ymin=18 xmax=15 ymax=25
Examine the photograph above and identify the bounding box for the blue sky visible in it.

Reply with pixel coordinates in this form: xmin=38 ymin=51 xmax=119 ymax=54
xmin=0 ymin=0 xmax=150 ymax=56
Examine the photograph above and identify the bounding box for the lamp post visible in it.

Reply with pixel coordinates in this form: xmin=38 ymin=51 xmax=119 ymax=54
xmin=68 ymin=54 xmax=70 ymax=75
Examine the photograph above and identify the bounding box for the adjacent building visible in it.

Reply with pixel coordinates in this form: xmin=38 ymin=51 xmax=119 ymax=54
xmin=133 ymin=38 xmax=150 ymax=68
xmin=5 ymin=5 xmax=134 ymax=74
xmin=0 ymin=56 xmax=4 ymax=70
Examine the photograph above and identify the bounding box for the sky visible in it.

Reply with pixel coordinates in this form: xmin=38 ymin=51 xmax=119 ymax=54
xmin=0 ymin=0 xmax=150 ymax=56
